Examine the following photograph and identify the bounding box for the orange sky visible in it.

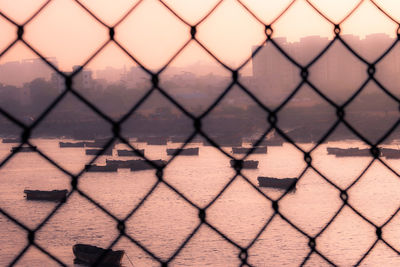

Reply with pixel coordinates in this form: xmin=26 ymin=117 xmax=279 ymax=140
xmin=0 ymin=0 xmax=399 ymax=71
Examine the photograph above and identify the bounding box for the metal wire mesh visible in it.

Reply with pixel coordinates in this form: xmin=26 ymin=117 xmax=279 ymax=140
xmin=1 ymin=0 xmax=400 ymax=266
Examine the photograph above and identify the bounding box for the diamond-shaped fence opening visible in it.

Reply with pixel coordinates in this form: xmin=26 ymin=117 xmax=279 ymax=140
xmin=1 ymin=1 xmax=400 ymax=266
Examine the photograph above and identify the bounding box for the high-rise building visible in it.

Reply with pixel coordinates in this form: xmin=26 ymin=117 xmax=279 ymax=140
xmin=251 ymin=34 xmax=392 ymax=103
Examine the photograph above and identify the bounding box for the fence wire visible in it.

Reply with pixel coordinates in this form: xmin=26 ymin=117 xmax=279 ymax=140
xmin=1 ymin=0 xmax=400 ymax=266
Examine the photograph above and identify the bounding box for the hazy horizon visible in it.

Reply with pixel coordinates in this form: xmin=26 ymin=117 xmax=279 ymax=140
xmin=0 ymin=30 xmax=398 ymax=88
xmin=0 ymin=0 xmax=399 ymax=71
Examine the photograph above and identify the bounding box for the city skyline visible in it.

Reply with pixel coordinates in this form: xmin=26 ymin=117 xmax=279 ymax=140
xmin=0 ymin=31 xmax=398 ymax=90
xmin=0 ymin=0 xmax=399 ymax=71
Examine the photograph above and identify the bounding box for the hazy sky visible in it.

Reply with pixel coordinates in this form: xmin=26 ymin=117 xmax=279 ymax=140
xmin=0 ymin=0 xmax=399 ymax=71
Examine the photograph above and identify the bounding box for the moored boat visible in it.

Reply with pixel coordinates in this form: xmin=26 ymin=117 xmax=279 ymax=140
xmin=257 ymin=177 xmax=297 ymax=190
xmin=381 ymin=148 xmax=400 ymax=159
xmin=84 ymin=142 xmax=104 ymax=148
xmin=24 ymin=189 xmax=68 ymax=202
xmin=166 ymin=147 xmax=199 ymax=156
xmin=326 ymin=147 xmax=376 ymax=157
xmin=106 ymin=159 xmax=166 ymax=170
xmin=117 ymin=149 xmax=144 ymax=157
xmin=11 ymin=146 xmax=37 ymax=152
xmin=230 ymin=160 xmax=259 ymax=169
xmin=232 ymin=146 xmax=267 ymax=154
xmin=2 ymin=138 xmax=20 ymax=143
xmin=73 ymin=243 xmax=124 ymax=267
xmin=130 ymin=159 xmax=166 ymax=171
xmin=59 ymin=141 xmax=85 ymax=148
xmin=85 ymin=164 xmax=117 ymax=172
xmin=83 ymin=138 xmax=119 ymax=148
xmin=106 ymin=159 xmax=136 ymax=168
xmin=326 ymin=147 xmax=342 ymax=155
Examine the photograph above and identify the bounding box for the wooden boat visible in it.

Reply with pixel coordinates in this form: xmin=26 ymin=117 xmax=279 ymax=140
xmin=85 ymin=164 xmax=117 ymax=172
xmin=232 ymin=146 xmax=267 ymax=154
xmin=257 ymin=177 xmax=297 ymax=190
xmin=73 ymin=244 xmax=124 ymax=267
xmin=117 ymin=149 xmax=144 ymax=157
xmin=251 ymin=137 xmax=283 ymax=146
xmin=24 ymin=189 xmax=67 ymax=202
xmin=83 ymin=138 xmax=118 ymax=148
xmin=381 ymin=148 xmax=400 ymax=159
xmin=59 ymin=141 xmax=85 ymax=148
xmin=106 ymin=159 xmax=166 ymax=170
xmin=130 ymin=159 xmax=166 ymax=171
xmin=10 ymin=146 xmax=37 ymax=152
xmin=84 ymin=142 xmax=104 ymax=148
xmin=106 ymin=159 xmax=136 ymax=168
xmin=166 ymin=147 xmax=199 ymax=156
xmin=326 ymin=147 xmax=342 ymax=155
xmin=230 ymin=160 xmax=259 ymax=169
xmin=326 ymin=147 xmax=375 ymax=157
xmin=2 ymin=138 xmax=20 ymax=143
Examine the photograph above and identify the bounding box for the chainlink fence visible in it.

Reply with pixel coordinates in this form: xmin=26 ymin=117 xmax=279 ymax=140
xmin=1 ymin=0 xmax=400 ymax=266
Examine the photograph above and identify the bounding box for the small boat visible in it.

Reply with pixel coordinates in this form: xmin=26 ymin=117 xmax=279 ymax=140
xmin=106 ymin=159 xmax=166 ymax=170
xmin=326 ymin=147 xmax=342 ymax=155
xmin=130 ymin=159 xmax=166 ymax=171
xmin=24 ymin=189 xmax=68 ymax=202
xmin=73 ymin=243 xmax=124 ymax=267
xmin=117 ymin=149 xmax=144 ymax=157
xmin=381 ymin=148 xmax=400 ymax=159
xmin=82 ymin=138 xmax=117 ymax=147
xmin=232 ymin=146 xmax=267 ymax=154
xmin=230 ymin=160 xmax=259 ymax=169
xmin=2 ymin=138 xmax=20 ymax=143
xmin=11 ymin=146 xmax=37 ymax=153
xmin=59 ymin=141 xmax=85 ymax=148
xmin=326 ymin=147 xmax=374 ymax=157
xmin=166 ymin=147 xmax=199 ymax=156
xmin=84 ymin=142 xmax=104 ymax=148
xmin=257 ymin=177 xmax=297 ymax=190
xmin=106 ymin=159 xmax=136 ymax=168
xmin=85 ymin=164 xmax=117 ymax=172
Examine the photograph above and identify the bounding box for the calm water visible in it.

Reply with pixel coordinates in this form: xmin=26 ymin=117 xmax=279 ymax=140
xmin=1 ymin=139 xmax=400 ymax=266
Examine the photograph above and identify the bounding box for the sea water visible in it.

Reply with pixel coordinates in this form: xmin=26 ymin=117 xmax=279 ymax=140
xmin=1 ymin=139 xmax=400 ymax=266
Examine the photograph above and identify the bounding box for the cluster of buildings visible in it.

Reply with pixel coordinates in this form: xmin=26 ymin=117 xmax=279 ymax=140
xmin=251 ymin=33 xmax=400 ymax=102
xmin=0 ymin=61 xmax=152 ymax=107
xmin=1 ymin=33 xmax=399 ymax=107
xmin=0 ymin=57 xmax=56 ymax=87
